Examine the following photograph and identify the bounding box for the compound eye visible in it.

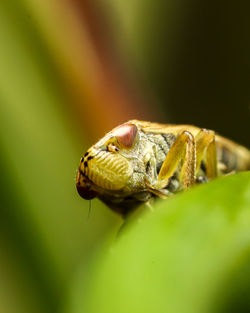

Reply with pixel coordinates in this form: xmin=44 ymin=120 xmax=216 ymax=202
xmin=112 ymin=123 xmax=138 ymax=148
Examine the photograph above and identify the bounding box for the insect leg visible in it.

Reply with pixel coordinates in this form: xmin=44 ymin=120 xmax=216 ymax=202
xmin=150 ymin=131 xmax=196 ymax=190
xmin=195 ymin=129 xmax=217 ymax=179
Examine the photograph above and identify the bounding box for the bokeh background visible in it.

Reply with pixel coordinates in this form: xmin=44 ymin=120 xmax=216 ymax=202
xmin=0 ymin=0 xmax=249 ymax=312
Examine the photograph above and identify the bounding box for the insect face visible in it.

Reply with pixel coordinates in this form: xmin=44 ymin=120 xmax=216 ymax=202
xmin=76 ymin=124 xmax=139 ymax=200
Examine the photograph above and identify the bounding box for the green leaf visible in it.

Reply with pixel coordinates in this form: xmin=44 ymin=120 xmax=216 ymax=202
xmin=68 ymin=172 xmax=250 ymax=313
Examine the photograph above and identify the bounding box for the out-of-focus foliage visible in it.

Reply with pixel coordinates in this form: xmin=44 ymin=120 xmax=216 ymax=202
xmin=0 ymin=1 xmax=122 ymax=313
xmin=68 ymin=172 xmax=250 ymax=313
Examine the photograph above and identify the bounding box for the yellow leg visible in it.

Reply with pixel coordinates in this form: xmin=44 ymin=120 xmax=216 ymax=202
xmin=195 ymin=129 xmax=217 ymax=179
xmin=151 ymin=131 xmax=196 ymax=190
xmin=147 ymin=129 xmax=218 ymax=194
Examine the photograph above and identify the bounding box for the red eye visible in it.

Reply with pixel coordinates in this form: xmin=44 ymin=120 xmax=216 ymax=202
xmin=112 ymin=124 xmax=138 ymax=148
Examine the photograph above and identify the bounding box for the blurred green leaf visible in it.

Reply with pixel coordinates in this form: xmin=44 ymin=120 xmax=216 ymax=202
xmin=68 ymin=172 xmax=250 ymax=313
xmin=0 ymin=1 xmax=121 ymax=313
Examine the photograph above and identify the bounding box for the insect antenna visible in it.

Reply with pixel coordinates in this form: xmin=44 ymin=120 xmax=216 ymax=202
xmin=88 ymin=200 xmax=92 ymax=219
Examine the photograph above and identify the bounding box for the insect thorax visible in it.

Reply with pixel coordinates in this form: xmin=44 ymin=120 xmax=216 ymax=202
xmin=97 ymin=130 xmax=178 ymax=215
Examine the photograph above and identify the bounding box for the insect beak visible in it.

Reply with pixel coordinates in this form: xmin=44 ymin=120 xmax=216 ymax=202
xmin=76 ymin=169 xmax=99 ymax=200
xmin=76 ymin=184 xmax=98 ymax=200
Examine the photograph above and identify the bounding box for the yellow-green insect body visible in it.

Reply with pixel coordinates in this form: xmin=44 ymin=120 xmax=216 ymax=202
xmin=85 ymin=147 xmax=132 ymax=190
xmin=76 ymin=120 xmax=250 ymax=215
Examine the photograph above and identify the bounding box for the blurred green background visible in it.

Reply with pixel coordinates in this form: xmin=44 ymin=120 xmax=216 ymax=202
xmin=0 ymin=0 xmax=249 ymax=312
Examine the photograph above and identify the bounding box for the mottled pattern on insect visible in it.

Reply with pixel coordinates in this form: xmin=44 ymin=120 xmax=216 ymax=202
xmin=76 ymin=120 xmax=250 ymax=216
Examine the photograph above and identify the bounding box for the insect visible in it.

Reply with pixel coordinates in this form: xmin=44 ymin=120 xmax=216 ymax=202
xmin=76 ymin=120 xmax=250 ymax=216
